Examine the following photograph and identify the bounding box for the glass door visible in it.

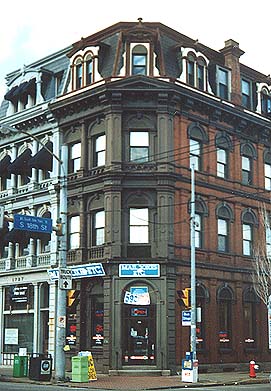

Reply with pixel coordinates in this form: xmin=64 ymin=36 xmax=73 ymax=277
xmin=122 ymin=305 xmax=156 ymax=365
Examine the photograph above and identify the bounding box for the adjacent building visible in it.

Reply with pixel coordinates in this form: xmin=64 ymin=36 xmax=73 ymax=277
xmin=0 ymin=19 xmax=270 ymax=374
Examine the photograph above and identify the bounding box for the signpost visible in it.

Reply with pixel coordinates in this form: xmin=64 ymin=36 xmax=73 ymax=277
xmin=14 ymin=214 xmax=52 ymax=234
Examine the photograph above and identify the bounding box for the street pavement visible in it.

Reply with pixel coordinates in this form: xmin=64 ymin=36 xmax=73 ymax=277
xmin=0 ymin=365 xmax=270 ymax=389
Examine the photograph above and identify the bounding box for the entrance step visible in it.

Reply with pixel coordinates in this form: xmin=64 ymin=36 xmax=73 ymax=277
xmin=109 ymin=368 xmax=171 ymax=376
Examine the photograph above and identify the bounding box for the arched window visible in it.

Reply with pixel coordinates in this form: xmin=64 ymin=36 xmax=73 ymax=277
xmin=189 ymin=196 xmax=208 ymax=249
xmin=187 ymin=53 xmax=196 ymax=86
xmin=197 ymin=57 xmax=206 ymax=91
xmin=196 ymin=284 xmax=209 ymax=351
xmin=216 ymin=203 xmax=234 ymax=252
xmin=132 ymin=45 xmax=147 ymax=75
xmin=74 ymin=58 xmax=83 ymax=89
xmin=242 ymin=209 xmax=258 ymax=256
xmin=215 ymin=132 xmax=232 ymax=179
xmin=217 ymin=285 xmax=234 ymax=349
xmin=240 ymin=143 xmax=257 ymax=185
xmin=85 ymin=55 xmax=93 ymax=85
xmin=243 ymin=287 xmax=259 ymax=350
xmin=188 ymin=123 xmax=208 ymax=171
xmin=261 ymin=87 xmax=271 ymax=115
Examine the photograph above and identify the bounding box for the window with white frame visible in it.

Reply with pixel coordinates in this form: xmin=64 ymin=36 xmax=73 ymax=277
xmin=261 ymin=88 xmax=271 ymax=115
xmin=190 ymin=139 xmax=201 ymax=170
xmin=243 ymin=223 xmax=252 ymax=256
xmin=217 ymin=67 xmax=229 ymax=100
xmin=217 ymin=218 xmax=229 ymax=252
xmin=132 ymin=45 xmax=147 ymax=75
xmin=217 ymin=148 xmax=228 ymax=178
xmin=195 ymin=213 xmax=202 ymax=248
xmin=70 ymin=142 xmax=81 ymax=173
xmin=241 ymin=79 xmax=251 ymax=109
xmin=265 ymin=163 xmax=271 ymax=190
xmin=266 ymin=224 xmax=271 ymax=258
xmin=187 ymin=54 xmax=195 ymax=86
xmin=130 ymin=131 xmax=149 ymax=163
xmin=129 ymin=208 xmax=149 ymax=243
xmin=86 ymin=57 xmax=93 ymax=85
xmin=69 ymin=215 xmax=80 ymax=249
xmin=75 ymin=60 xmax=83 ymax=89
xmin=93 ymin=210 xmax=105 ymax=246
xmin=264 ymin=150 xmax=271 ymax=190
xmin=242 ymin=156 xmax=252 ymax=185
xmin=94 ymin=134 xmax=106 ymax=166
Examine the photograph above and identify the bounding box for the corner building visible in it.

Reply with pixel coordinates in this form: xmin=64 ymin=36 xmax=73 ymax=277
xmin=0 ymin=19 xmax=270 ymax=374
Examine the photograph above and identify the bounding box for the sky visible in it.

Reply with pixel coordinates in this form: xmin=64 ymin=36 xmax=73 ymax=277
xmin=1 ymin=0 xmax=271 ymax=100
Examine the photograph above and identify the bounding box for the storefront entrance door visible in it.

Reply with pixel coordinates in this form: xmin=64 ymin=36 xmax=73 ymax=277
xmin=122 ymin=305 xmax=156 ymax=365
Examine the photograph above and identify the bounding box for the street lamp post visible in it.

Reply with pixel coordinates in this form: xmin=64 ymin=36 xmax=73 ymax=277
xmin=0 ymin=124 xmax=68 ymax=380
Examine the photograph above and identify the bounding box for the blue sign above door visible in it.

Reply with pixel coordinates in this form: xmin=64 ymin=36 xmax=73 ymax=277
xmin=119 ymin=264 xmax=160 ymax=278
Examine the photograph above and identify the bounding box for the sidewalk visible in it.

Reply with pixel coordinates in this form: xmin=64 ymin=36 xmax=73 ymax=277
xmin=0 ymin=366 xmax=270 ymax=389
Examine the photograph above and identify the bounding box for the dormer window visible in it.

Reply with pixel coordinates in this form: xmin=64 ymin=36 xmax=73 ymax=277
xmin=261 ymin=88 xmax=271 ymax=115
xmin=132 ymin=45 xmax=147 ymax=75
xmin=86 ymin=56 xmax=93 ymax=85
xmin=180 ymin=49 xmax=209 ymax=92
xmin=71 ymin=47 xmax=102 ymax=91
xmin=75 ymin=59 xmax=83 ymax=89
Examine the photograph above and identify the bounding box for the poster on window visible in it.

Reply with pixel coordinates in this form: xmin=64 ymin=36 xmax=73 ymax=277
xmin=124 ymin=291 xmax=150 ymax=305
xmin=5 ymin=328 xmax=18 ymax=345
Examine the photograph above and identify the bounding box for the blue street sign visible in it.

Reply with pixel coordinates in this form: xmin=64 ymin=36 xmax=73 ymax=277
xmin=14 ymin=214 xmax=52 ymax=234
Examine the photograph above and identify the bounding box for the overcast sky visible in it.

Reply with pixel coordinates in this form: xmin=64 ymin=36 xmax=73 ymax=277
xmin=1 ymin=0 xmax=271 ymax=100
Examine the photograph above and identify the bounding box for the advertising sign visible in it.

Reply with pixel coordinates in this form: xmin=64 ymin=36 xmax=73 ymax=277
xmin=119 ymin=264 xmax=160 ymax=277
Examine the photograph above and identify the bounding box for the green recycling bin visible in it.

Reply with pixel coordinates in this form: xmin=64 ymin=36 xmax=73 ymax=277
xmin=13 ymin=355 xmax=28 ymax=377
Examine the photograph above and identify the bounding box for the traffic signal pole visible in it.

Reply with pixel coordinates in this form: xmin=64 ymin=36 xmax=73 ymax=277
xmin=190 ymin=164 xmax=197 ymax=379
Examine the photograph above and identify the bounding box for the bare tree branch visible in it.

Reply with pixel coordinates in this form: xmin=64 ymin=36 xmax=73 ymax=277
xmin=252 ymin=203 xmax=271 ymax=306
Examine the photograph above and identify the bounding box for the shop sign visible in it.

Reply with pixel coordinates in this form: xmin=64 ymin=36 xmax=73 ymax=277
xmin=131 ymin=307 xmax=148 ymax=316
xmin=48 ymin=262 xmax=105 ymax=281
xmin=10 ymin=285 xmax=28 ymax=303
xmin=119 ymin=264 xmax=160 ymax=277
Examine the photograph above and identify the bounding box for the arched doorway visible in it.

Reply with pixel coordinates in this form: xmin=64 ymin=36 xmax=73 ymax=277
xmin=121 ymin=283 xmax=157 ymax=366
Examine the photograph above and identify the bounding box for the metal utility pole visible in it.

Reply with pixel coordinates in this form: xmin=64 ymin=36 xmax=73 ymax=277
xmin=0 ymin=124 xmax=68 ymax=380
xmin=55 ymin=145 xmax=68 ymax=381
xmin=190 ymin=164 xmax=197 ymax=365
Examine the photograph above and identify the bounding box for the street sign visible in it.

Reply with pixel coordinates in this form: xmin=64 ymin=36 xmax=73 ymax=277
xmin=14 ymin=214 xmax=52 ymax=234
xmin=59 ymin=268 xmax=72 ymax=290
xmin=0 ymin=206 xmax=4 ymax=229
xmin=48 ymin=263 xmax=105 ymax=281
xmin=182 ymin=310 xmax=191 ymax=326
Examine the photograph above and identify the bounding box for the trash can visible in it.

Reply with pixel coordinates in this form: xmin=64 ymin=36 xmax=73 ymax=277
xmin=13 ymin=355 xmax=28 ymax=377
xmin=29 ymin=353 xmax=52 ymax=381
xmin=71 ymin=356 xmax=88 ymax=382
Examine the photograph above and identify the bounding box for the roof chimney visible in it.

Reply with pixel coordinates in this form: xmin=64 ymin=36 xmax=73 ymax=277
xmin=220 ymin=39 xmax=245 ymax=105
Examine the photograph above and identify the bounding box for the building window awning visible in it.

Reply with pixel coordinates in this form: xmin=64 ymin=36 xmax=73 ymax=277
xmin=7 ymin=149 xmax=32 ymax=177
xmin=0 ymin=155 xmax=11 ymax=178
xmin=4 ymin=79 xmax=36 ymax=101
xmin=28 ymin=141 xmax=53 ymax=171
xmin=4 ymin=229 xmax=30 ymax=246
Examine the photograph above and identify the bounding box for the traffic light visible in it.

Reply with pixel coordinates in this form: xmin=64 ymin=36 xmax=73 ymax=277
xmin=67 ymin=290 xmax=80 ymax=312
xmin=177 ymin=288 xmax=191 ymax=308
